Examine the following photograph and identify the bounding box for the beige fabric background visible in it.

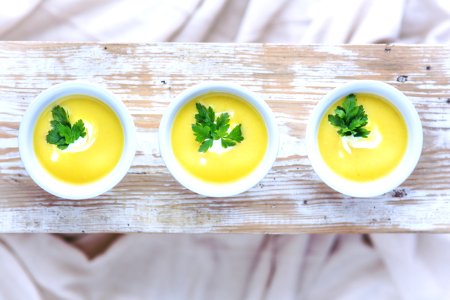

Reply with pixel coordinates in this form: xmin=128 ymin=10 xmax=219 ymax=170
xmin=1 ymin=0 xmax=450 ymax=43
xmin=1 ymin=0 xmax=450 ymax=299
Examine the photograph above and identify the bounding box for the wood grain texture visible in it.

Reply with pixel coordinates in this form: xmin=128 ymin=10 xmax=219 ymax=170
xmin=0 ymin=42 xmax=449 ymax=233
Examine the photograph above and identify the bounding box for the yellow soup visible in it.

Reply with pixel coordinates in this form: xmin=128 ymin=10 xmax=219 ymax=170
xmin=318 ymin=93 xmax=407 ymax=182
xmin=171 ymin=93 xmax=268 ymax=183
xmin=34 ymin=95 xmax=124 ymax=184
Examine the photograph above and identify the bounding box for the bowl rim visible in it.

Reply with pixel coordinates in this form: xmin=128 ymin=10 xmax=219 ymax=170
xmin=306 ymin=80 xmax=423 ymax=198
xmin=158 ymin=82 xmax=279 ymax=197
xmin=18 ymin=81 xmax=136 ymax=200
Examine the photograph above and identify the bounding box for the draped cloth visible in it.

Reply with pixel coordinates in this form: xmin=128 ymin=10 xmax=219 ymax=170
xmin=1 ymin=0 xmax=449 ymax=43
xmin=2 ymin=234 xmax=450 ymax=299
xmin=1 ymin=0 xmax=450 ymax=299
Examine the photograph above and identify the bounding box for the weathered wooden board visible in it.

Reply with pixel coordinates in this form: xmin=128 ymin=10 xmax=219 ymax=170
xmin=0 ymin=43 xmax=449 ymax=233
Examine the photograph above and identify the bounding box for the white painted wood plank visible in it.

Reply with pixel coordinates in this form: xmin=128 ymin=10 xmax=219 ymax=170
xmin=0 ymin=43 xmax=449 ymax=233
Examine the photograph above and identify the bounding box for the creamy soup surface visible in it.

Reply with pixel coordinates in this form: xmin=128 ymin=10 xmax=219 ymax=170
xmin=34 ymin=95 xmax=124 ymax=184
xmin=171 ymin=93 xmax=268 ymax=183
xmin=318 ymin=93 xmax=408 ymax=182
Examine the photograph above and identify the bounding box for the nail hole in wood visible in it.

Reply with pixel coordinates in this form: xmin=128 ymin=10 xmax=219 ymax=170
xmin=392 ymin=188 xmax=407 ymax=198
xmin=397 ymin=75 xmax=408 ymax=83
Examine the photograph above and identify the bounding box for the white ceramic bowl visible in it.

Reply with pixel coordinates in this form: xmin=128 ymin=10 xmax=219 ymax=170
xmin=306 ymin=80 xmax=423 ymax=197
xmin=159 ymin=82 xmax=279 ymax=197
xmin=19 ymin=81 xmax=136 ymax=199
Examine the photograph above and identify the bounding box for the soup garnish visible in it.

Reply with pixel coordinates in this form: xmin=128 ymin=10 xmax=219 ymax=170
xmin=46 ymin=105 xmax=87 ymax=150
xmin=192 ymin=103 xmax=244 ymax=153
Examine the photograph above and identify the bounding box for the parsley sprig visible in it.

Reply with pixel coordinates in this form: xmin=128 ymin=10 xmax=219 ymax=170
xmin=328 ymin=94 xmax=370 ymax=138
xmin=192 ymin=103 xmax=244 ymax=153
xmin=46 ymin=105 xmax=86 ymax=150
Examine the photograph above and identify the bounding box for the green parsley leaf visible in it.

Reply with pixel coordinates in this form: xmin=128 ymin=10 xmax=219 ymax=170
xmin=214 ymin=123 xmax=229 ymax=140
xmin=51 ymin=105 xmax=71 ymax=127
xmin=195 ymin=103 xmax=215 ymax=125
xmin=192 ymin=124 xmax=211 ymax=142
xmin=72 ymin=119 xmax=87 ymax=139
xmin=328 ymin=94 xmax=371 ymax=138
xmin=226 ymin=124 xmax=244 ymax=143
xmin=221 ymin=138 xmax=237 ymax=148
xmin=46 ymin=105 xmax=87 ymax=150
xmin=192 ymin=103 xmax=244 ymax=153
xmin=199 ymin=139 xmax=214 ymax=153
xmin=215 ymin=112 xmax=229 ymax=129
